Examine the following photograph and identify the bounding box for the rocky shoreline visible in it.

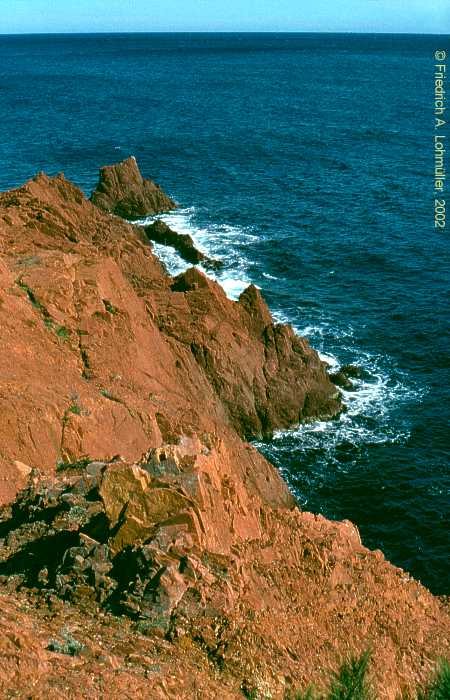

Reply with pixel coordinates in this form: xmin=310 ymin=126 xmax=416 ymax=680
xmin=0 ymin=159 xmax=448 ymax=699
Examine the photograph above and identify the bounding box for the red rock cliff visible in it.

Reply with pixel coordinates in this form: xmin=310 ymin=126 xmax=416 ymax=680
xmin=0 ymin=169 xmax=448 ymax=699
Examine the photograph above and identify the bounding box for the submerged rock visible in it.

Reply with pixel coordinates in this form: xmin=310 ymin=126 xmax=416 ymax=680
xmin=90 ymin=156 xmax=176 ymax=219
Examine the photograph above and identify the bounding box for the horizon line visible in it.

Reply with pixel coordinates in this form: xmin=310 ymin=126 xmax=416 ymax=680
xmin=0 ymin=30 xmax=449 ymax=37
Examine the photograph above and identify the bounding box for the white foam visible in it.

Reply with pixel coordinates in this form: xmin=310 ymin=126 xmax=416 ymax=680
xmin=318 ymin=351 xmax=339 ymax=371
xmin=268 ymin=358 xmax=420 ymax=456
xmin=215 ymin=276 xmax=251 ymax=299
xmin=141 ymin=208 xmax=419 ymax=460
xmin=139 ymin=208 xmax=255 ymax=300
xmin=150 ymin=242 xmax=187 ymax=277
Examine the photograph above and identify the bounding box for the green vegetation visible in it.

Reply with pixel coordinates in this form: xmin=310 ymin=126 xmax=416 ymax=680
xmin=240 ymin=682 xmax=259 ymax=700
xmin=100 ymin=388 xmax=120 ymax=402
xmin=418 ymin=660 xmax=450 ymax=700
xmin=291 ymin=654 xmax=450 ymax=700
xmin=295 ymin=690 xmax=316 ymax=700
xmin=47 ymin=627 xmax=84 ymax=657
xmin=328 ymin=650 xmax=373 ymax=700
xmin=78 ymin=338 xmax=92 ymax=379
xmin=17 ymin=277 xmax=53 ymax=329
xmin=17 ymin=278 xmax=73 ymax=338
xmin=56 ymin=456 xmax=92 ymax=473
xmin=102 ymin=299 xmax=117 ymax=314
xmin=56 ymin=325 xmax=70 ymax=340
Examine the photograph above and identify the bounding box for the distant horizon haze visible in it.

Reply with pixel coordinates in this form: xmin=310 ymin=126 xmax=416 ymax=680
xmin=1 ymin=0 xmax=449 ymax=35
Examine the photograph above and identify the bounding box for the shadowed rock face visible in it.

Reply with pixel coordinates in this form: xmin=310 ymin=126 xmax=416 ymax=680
xmin=0 ymin=169 xmax=448 ymax=699
xmin=90 ymin=156 xmax=176 ymax=219
xmin=165 ymin=270 xmax=341 ymax=437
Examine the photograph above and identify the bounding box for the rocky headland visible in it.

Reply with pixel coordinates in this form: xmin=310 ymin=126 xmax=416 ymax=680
xmin=0 ymin=160 xmax=448 ymax=699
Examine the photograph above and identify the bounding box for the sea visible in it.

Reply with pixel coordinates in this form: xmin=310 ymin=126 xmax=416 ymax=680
xmin=0 ymin=33 xmax=448 ymax=594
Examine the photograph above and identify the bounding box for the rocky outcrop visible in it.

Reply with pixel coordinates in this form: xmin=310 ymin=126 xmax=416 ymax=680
xmin=164 ymin=271 xmax=340 ymax=437
xmin=1 ymin=447 xmax=449 ymax=699
xmin=0 ymin=169 xmax=448 ymax=699
xmin=90 ymin=156 xmax=176 ymax=219
xmin=329 ymin=370 xmax=354 ymax=390
xmin=145 ymin=219 xmax=222 ymax=271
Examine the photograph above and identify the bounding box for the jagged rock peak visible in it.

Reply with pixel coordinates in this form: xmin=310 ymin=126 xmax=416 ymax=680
xmin=238 ymin=284 xmax=273 ymax=332
xmin=90 ymin=156 xmax=176 ymax=219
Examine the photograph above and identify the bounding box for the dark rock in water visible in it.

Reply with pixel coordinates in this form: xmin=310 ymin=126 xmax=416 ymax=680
xmin=145 ymin=219 xmax=223 ymax=270
xmin=329 ymin=371 xmax=354 ymax=391
xmin=90 ymin=156 xmax=176 ymax=219
xmin=330 ymin=364 xmax=370 ymax=390
xmin=340 ymin=364 xmax=368 ymax=380
xmin=200 ymin=256 xmax=224 ymax=272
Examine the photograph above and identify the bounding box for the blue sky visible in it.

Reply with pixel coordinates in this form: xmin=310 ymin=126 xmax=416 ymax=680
xmin=1 ymin=0 xmax=449 ymax=34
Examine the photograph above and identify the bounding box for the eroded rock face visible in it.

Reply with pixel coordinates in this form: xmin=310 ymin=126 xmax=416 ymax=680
xmin=90 ymin=156 xmax=176 ymax=219
xmin=145 ymin=219 xmax=222 ymax=270
xmin=0 ymin=435 xmax=268 ymax=631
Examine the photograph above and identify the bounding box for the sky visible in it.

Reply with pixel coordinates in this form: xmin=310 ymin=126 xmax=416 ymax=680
xmin=0 ymin=0 xmax=449 ymax=35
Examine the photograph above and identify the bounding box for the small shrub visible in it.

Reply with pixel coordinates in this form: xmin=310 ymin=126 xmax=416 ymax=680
xmin=295 ymin=688 xmax=317 ymax=700
xmin=103 ymin=299 xmax=117 ymax=314
xmin=56 ymin=325 xmax=70 ymax=340
xmin=17 ymin=278 xmax=53 ymax=329
xmin=100 ymin=389 xmax=120 ymax=403
xmin=47 ymin=626 xmax=84 ymax=656
xmin=240 ymin=681 xmax=259 ymax=700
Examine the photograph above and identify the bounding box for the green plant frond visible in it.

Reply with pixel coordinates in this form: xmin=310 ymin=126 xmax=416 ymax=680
xmin=418 ymin=659 xmax=450 ymax=700
xmin=328 ymin=650 xmax=374 ymax=700
xmin=295 ymin=687 xmax=319 ymax=700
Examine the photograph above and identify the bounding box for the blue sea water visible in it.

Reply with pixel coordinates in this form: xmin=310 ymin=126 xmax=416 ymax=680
xmin=0 ymin=33 xmax=448 ymax=593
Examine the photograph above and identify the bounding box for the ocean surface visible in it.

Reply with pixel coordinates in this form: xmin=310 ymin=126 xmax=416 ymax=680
xmin=0 ymin=33 xmax=448 ymax=593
